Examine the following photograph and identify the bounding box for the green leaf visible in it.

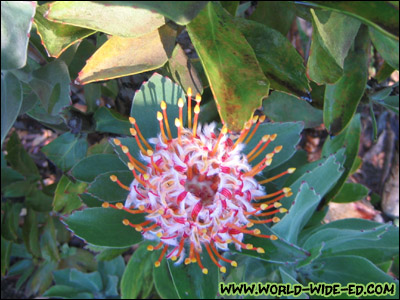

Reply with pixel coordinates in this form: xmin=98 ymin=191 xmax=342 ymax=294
xmin=25 ymin=261 xmax=57 ymax=296
xmin=40 ymin=216 xmax=60 ymax=262
xmin=76 ymin=24 xmax=176 ymax=85
xmin=370 ymin=27 xmax=399 ymax=70
xmin=279 ymin=268 xmax=308 ymax=299
xmin=234 ymin=18 xmax=310 ymax=98
xmin=87 ymin=138 xmax=115 ymax=155
xmin=1 ymin=72 xmax=22 ymax=146
xmin=83 ymin=83 xmax=101 ymax=113
xmin=29 ymin=60 xmax=71 ymax=116
xmin=1 ymin=237 xmax=12 ymax=276
xmin=323 ymin=27 xmax=369 ymax=135
xmin=153 ymin=259 xmax=179 ymax=299
xmin=71 ymin=154 xmax=127 ymax=183
xmin=121 ymin=241 xmax=155 ymax=299
xmin=1 ymin=202 xmax=22 ymax=241
xmin=311 ymin=9 xmax=361 ymax=69
xmin=243 ymin=122 xmax=304 ymax=170
xmin=273 ymin=182 xmax=321 ymax=244
xmin=1 ymin=1 xmax=36 ymax=70
xmin=95 ymin=247 xmax=130 ymax=262
xmin=321 ymin=114 xmax=362 ymax=202
xmin=87 ymin=170 xmax=132 ymax=203
xmin=26 ymin=188 xmax=53 ymax=212
xmin=262 ymin=92 xmax=323 ymax=128
xmin=187 ymin=2 xmax=269 ymax=131
xmin=44 ymin=285 xmax=93 ymax=299
xmin=93 ymin=107 xmax=131 ymax=135
xmin=168 ymin=44 xmax=203 ymax=96
xmin=53 ymin=175 xmax=87 ymax=214
xmin=22 ymin=209 xmax=41 ymax=258
xmin=130 ymin=73 xmax=186 ymax=140
xmin=34 ymin=4 xmax=95 ymax=58
xmin=64 ymin=207 xmax=145 ymax=247
xmin=45 ymin=1 xmax=165 ymax=37
xmin=250 ymin=1 xmax=295 ymax=36
xmin=305 ymin=1 xmax=399 ymax=41
xmin=331 ymin=182 xmax=369 ymax=203
xmin=42 ymin=132 xmax=88 ymax=172
xmin=220 ymin=1 xmax=239 ymax=16
xmin=374 ymin=95 xmax=399 ymax=114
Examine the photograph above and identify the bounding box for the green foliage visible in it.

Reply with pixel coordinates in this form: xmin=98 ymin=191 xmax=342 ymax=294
xmin=1 ymin=1 xmax=399 ymax=299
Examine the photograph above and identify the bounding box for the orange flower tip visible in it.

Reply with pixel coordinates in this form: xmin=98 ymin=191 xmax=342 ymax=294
xmin=102 ymin=202 xmax=110 ymax=208
xmin=231 ymin=261 xmax=238 ymax=267
xmin=157 ymin=208 xmax=164 ymax=215
xmin=220 ymin=266 xmax=227 ymax=273
xmin=246 ymin=243 xmax=253 ymax=250
xmin=191 ymin=258 xmax=197 ymax=263
xmin=128 ymin=117 xmax=136 ymax=124
xmin=127 ymin=162 xmax=134 ymax=170
xmin=246 ymin=222 xmax=254 ymax=228
xmin=245 ymin=121 xmax=252 ymax=130
xmin=201 ymin=228 xmax=207 ymax=234
xmin=195 ymin=93 xmax=201 ymax=103
xmin=194 ymin=105 xmax=200 ymax=114
xmin=270 ymin=134 xmax=278 ymax=141
xmin=274 ymin=145 xmax=283 ymax=153
xmin=178 ymin=98 xmax=184 ymax=107
xmin=147 ymin=245 xmax=154 ymax=251
xmin=147 ymin=149 xmax=153 ymax=156
xmin=252 ymin=115 xmax=259 ymax=123
xmin=138 ymin=205 xmax=145 ymax=211
xmin=116 ymin=202 xmax=124 ymax=209
xmin=121 ymin=146 xmax=129 ymax=153
xmin=257 ymin=247 xmax=265 ymax=254
xmin=110 ymin=175 xmax=117 ymax=182
xmin=154 ymin=261 xmax=161 ymax=267
xmin=272 ymin=217 xmax=280 ymax=223
xmin=253 ymin=229 xmax=261 ymax=235
xmin=187 ymin=87 xmax=192 ymax=96
xmin=226 ymin=239 xmax=232 ymax=243
xmin=135 ymin=226 xmax=143 ymax=232
xmin=282 ymin=187 xmax=291 ymax=193
xmin=160 ymin=101 xmax=167 ymax=110
xmin=280 ymin=208 xmax=288 ymax=213
xmin=285 ymin=191 xmax=294 ymax=197
xmin=156 ymin=232 xmax=163 ymax=238
xmin=130 ymin=127 xmax=137 ymax=136
xmin=157 ymin=111 xmax=163 ymax=121
xmin=184 ymin=258 xmax=191 ymax=265
xmin=113 ymin=138 xmax=121 ymax=146
xmin=274 ymin=202 xmax=282 ymax=208
xmin=288 ymin=167 xmax=296 ymax=174
xmin=260 ymin=204 xmax=268 ymax=210
xmin=259 ymin=115 xmax=266 ymax=122
xmin=262 ymin=135 xmax=270 ymax=142
xmin=202 ymin=268 xmax=208 ymax=275
xmin=221 ymin=126 xmax=228 ymax=135
xmin=266 ymin=153 xmax=274 ymax=160
xmin=122 ymin=219 xmax=130 ymax=226
xmin=175 ymin=118 xmax=181 ymax=127
xmin=270 ymin=235 xmax=278 ymax=241
xmin=266 ymin=158 xmax=273 ymax=166
xmin=171 ymin=256 xmax=177 ymax=261
xmin=143 ymin=173 xmax=150 ymax=180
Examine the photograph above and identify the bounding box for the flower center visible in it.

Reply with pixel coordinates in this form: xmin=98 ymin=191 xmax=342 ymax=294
xmin=184 ymin=174 xmax=220 ymax=205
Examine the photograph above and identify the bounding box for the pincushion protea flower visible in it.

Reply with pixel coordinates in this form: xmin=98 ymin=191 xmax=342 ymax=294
xmin=102 ymin=87 xmax=295 ymax=274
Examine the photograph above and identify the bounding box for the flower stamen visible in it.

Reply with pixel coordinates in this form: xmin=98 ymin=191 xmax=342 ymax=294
xmin=110 ymin=174 xmax=130 ymax=191
xmin=187 ymin=87 xmax=192 ymax=129
xmin=161 ymin=101 xmax=173 ymax=140
xmin=258 ymin=168 xmax=296 ymax=184
xmin=129 ymin=117 xmax=152 ymax=150
xmin=245 ymin=115 xmax=266 ymax=144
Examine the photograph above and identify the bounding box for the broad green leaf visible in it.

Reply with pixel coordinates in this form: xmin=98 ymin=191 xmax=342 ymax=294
xmin=68 ymin=39 xmax=96 ymax=79
xmin=279 ymin=268 xmax=308 ymax=299
xmin=26 ymin=188 xmax=53 ymax=212
xmin=324 ymin=27 xmax=369 ymax=135
xmin=331 ymin=182 xmax=369 ymax=203
xmin=1 ymin=237 xmax=12 ymax=275
xmin=305 ymin=1 xmax=399 ymax=41
xmin=43 ymin=285 xmax=93 ymax=299
xmin=29 ymin=60 xmax=71 ymax=116
xmin=220 ymin=1 xmax=239 ymax=16
xmin=311 ymin=9 xmax=361 ymax=69
xmin=262 ymin=92 xmax=323 ymax=128
xmin=374 ymin=95 xmax=399 ymax=114
xmin=250 ymin=1 xmax=295 ymax=36
xmin=1 ymin=202 xmax=22 ymax=242
xmin=45 ymin=1 xmax=165 ymax=37
xmin=34 ymin=4 xmax=95 ymax=58
xmin=153 ymin=259 xmax=179 ymax=299
xmin=234 ymin=18 xmax=310 ymax=98
xmin=69 ymin=269 xmax=103 ymax=293
xmin=130 ymin=73 xmax=186 ymax=140
xmin=87 ymin=138 xmax=115 ymax=155
xmin=40 ymin=216 xmax=60 ymax=262
xmin=1 ymin=1 xmax=36 ymax=69
xmin=76 ymin=24 xmax=176 ymax=85
xmin=1 ymin=72 xmax=22 ymax=146
xmin=64 ymin=207 xmax=145 ymax=247
xmin=71 ymin=154 xmax=127 ymax=183
xmin=95 ymin=247 xmax=130 ymax=262
xmin=87 ymin=170 xmax=132 ymax=203
xmin=243 ymin=122 xmax=304 ymax=170
xmin=93 ymin=107 xmax=131 ymax=136
xmin=83 ymin=83 xmax=101 ymax=113
xmin=376 ymin=61 xmax=395 ymax=83
xmin=168 ymin=44 xmax=203 ymax=96
xmin=370 ymin=27 xmax=399 ymax=70
xmin=42 ymin=132 xmax=88 ymax=172
xmin=53 ymin=175 xmax=87 ymax=214
xmin=187 ymin=2 xmax=269 ymax=131
xmin=25 ymin=261 xmax=57 ymax=296
xmin=322 ymin=114 xmax=361 ymax=202
xmin=273 ymin=182 xmax=321 ymax=244
xmin=121 ymin=241 xmax=155 ymax=299
xmin=22 ymin=209 xmax=41 ymax=258
xmin=2 ymin=180 xmax=34 ymax=198
xmin=5 ymin=132 xmax=40 ymax=179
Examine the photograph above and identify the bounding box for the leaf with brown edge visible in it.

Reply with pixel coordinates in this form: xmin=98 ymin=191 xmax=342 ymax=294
xmin=186 ymin=2 xmax=269 ymax=131
xmin=76 ymin=24 xmax=176 ymax=85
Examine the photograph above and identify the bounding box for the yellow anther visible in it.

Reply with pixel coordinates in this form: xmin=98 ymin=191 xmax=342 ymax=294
xmin=156 ymin=232 xmax=163 ymax=238
xmin=253 ymin=229 xmax=261 ymax=235
xmin=195 ymin=93 xmax=201 ymax=103
xmin=138 ymin=205 xmax=145 ymax=211
xmin=279 ymin=208 xmax=288 ymax=213
xmin=154 ymin=261 xmax=161 ymax=267
xmin=121 ymin=146 xmax=129 ymax=153
xmin=191 ymin=258 xmax=197 ymax=263
xmin=266 ymin=153 xmax=275 ymax=159
xmin=272 ymin=217 xmax=280 ymax=223
xmin=221 ymin=127 xmax=228 ymax=135
xmin=259 ymin=115 xmax=266 ymax=122
xmin=252 ymin=115 xmax=259 ymax=123
xmin=270 ymin=134 xmax=278 ymax=141
xmin=147 ymin=149 xmax=153 ymax=156
xmin=147 ymin=245 xmax=154 ymax=251
xmin=102 ymin=202 xmax=110 ymax=208
xmin=270 ymin=235 xmax=278 ymax=241
xmin=257 ymin=247 xmax=265 ymax=254
xmin=274 ymin=202 xmax=282 ymax=208
xmin=143 ymin=173 xmax=150 ymax=180
xmin=246 ymin=222 xmax=254 ymax=228
xmin=113 ymin=138 xmax=121 ymax=146
xmin=282 ymin=187 xmax=291 ymax=193
xmin=122 ymin=219 xmax=130 ymax=226
xmin=130 ymin=128 xmax=137 ymax=136
xmin=135 ymin=226 xmax=143 ymax=232
xmin=231 ymin=261 xmax=238 ymax=267
xmin=110 ymin=175 xmax=117 ymax=182
xmin=157 ymin=111 xmax=163 ymax=121
xmin=202 ymin=268 xmax=208 ymax=275
xmin=187 ymin=87 xmax=192 ymax=96
xmin=274 ymin=145 xmax=283 ymax=153
xmin=175 ymin=118 xmax=181 ymax=127
xmin=127 ymin=162 xmax=134 ymax=170
xmin=288 ymin=168 xmax=296 ymax=174
xmin=115 ymin=203 xmax=124 ymax=209
xmin=171 ymin=256 xmax=177 ymax=261
xmin=220 ymin=266 xmax=227 ymax=273
xmin=285 ymin=191 xmax=293 ymax=197
xmin=157 ymin=208 xmax=164 ymax=215
xmin=129 ymin=117 xmax=136 ymax=124
xmin=184 ymin=258 xmax=191 ymax=265
xmin=266 ymin=158 xmax=273 ymax=166
xmin=178 ymin=98 xmax=184 ymax=107
xmin=160 ymin=101 xmax=167 ymax=110
xmin=194 ymin=105 xmax=200 ymax=114
xmin=260 ymin=204 xmax=268 ymax=210
xmin=246 ymin=244 xmax=253 ymax=250
xmin=262 ymin=135 xmax=270 ymax=142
